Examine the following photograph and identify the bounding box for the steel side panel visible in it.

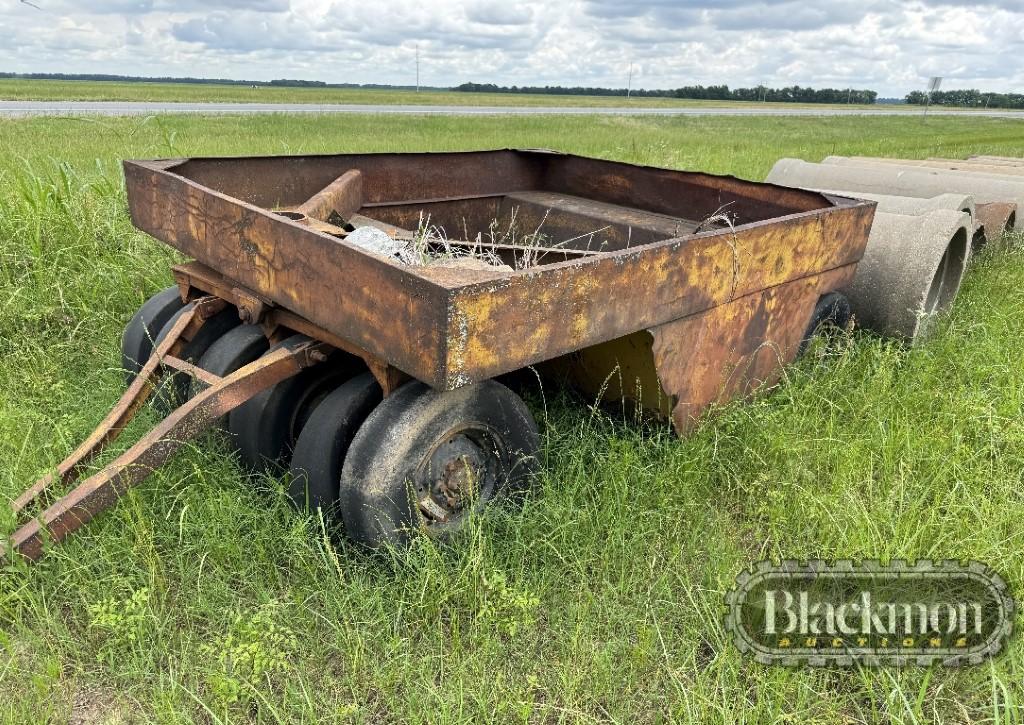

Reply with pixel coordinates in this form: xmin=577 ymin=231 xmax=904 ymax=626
xmin=444 ymin=205 xmax=873 ymax=387
xmin=543 ymin=154 xmax=829 ymax=222
xmin=652 ymin=264 xmax=856 ymax=433
xmin=124 ymin=153 xmax=874 ymax=391
xmin=538 ymin=264 xmax=856 ymax=431
xmin=124 ymin=161 xmax=450 ymax=386
xmin=169 ymin=150 xmax=547 ymax=209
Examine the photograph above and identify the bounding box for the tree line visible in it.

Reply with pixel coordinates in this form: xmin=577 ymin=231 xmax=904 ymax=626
xmin=454 ymin=82 xmax=878 ymax=104
xmin=0 ymin=73 xmax=443 ymax=91
xmin=906 ymin=89 xmax=1024 ymax=109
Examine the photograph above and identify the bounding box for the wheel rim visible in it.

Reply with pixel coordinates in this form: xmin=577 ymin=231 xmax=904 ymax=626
xmin=413 ymin=424 xmax=504 ymax=530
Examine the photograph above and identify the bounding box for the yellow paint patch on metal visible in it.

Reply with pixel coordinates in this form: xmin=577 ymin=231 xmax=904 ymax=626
xmin=544 ymin=331 xmax=676 ymax=418
xmin=447 ymin=287 xmax=506 ymax=386
xmin=445 ymin=234 xmax=743 ymax=386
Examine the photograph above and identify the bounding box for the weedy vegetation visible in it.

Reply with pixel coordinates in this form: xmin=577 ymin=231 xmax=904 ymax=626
xmin=0 ymin=112 xmax=1023 ymax=722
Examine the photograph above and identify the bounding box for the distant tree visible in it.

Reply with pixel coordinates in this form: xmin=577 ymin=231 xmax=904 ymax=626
xmin=0 ymin=72 xmax=448 ymax=92
xmin=455 ymin=82 xmax=878 ymax=104
xmin=905 ymin=89 xmax=1024 ymax=109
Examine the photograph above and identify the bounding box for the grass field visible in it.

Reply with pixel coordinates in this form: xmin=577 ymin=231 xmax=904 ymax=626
xmin=0 ymin=78 xmax=891 ymax=110
xmin=1 ymin=112 xmax=1023 ymax=723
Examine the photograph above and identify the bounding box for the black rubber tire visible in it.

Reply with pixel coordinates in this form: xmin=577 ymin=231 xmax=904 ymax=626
xmin=338 ymin=380 xmax=540 ymax=549
xmin=190 ymin=324 xmax=270 ymax=427
xmin=227 ymin=335 xmax=364 ymax=472
xmin=120 ymin=286 xmax=187 ymax=383
xmin=799 ymin=291 xmax=852 ymax=355
xmin=152 ymin=303 xmax=241 ymax=412
xmin=287 ymin=373 xmax=383 ymax=517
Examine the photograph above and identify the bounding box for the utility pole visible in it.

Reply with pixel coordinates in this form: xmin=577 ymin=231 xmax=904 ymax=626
xmin=416 ymin=44 xmax=420 ymax=92
xmin=626 ymin=62 xmax=633 ymax=99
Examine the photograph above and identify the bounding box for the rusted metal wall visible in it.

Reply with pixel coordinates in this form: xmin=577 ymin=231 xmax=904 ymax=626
xmin=650 ymin=265 xmax=855 ymax=433
xmin=124 ymin=151 xmax=874 ymax=411
xmin=443 ymin=204 xmax=874 ymax=388
xmin=124 ymin=160 xmax=451 ymax=385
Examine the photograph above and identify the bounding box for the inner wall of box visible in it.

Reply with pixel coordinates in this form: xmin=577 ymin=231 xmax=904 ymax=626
xmin=360 ymin=192 xmax=705 ymax=254
xmin=173 ymin=151 xmax=832 ymax=246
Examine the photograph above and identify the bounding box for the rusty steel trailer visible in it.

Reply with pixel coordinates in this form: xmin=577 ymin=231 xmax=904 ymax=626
xmin=6 ymin=149 xmax=875 ymax=561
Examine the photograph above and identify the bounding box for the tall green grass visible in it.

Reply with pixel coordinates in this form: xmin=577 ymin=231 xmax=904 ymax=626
xmin=1 ymin=113 xmax=1023 ymax=722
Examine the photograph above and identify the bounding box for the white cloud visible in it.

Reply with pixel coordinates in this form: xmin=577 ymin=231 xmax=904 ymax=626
xmin=1 ymin=0 xmax=1022 ymax=95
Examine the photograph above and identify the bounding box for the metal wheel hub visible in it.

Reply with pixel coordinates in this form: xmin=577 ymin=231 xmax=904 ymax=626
xmin=419 ymin=433 xmax=497 ymax=524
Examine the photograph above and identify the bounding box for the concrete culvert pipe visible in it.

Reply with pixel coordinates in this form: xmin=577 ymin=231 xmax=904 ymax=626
xmin=766 ymin=158 xmax=1024 ymax=211
xmin=842 ymin=209 xmax=973 ymax=342
xmin=813 ymin=189 xmax=984 ymax=250
xmin=928 ymin=159 xmax=1024 ymax=175
xmin=811 ymin=190 xmax=975 ymax=219
xmin=969 ymin=155 xmax=1024 ymax=166
xmin=820 ymin=156 xmax=1024 ymax=187
xmin=829 ymin=156 xmax=1024 ymax=178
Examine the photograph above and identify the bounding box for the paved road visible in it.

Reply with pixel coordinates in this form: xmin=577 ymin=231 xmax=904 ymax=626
xmin=3 ymin=100 xmax=1024 ymax=118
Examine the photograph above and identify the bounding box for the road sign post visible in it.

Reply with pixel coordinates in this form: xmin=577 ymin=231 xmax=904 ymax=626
xmin=924 ymin=76 xmax=942 ymax=118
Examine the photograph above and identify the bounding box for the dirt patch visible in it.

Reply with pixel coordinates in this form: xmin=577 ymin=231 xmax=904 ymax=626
xmin=68 ymin=687 xmax=130 ymax=725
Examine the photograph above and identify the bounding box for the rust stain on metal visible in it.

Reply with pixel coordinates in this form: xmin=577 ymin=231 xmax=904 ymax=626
xmin=651 ymin=265 xmax=856 ymax=434
xmin=124 ymin=150 xmax=872 ymax=390
xmin=540 ymin=331 xmax=675 ymax=419
xmin=975 ymin=202 xmax=1017 ymax=247
xmin=446 ymin=204 xmax=873 ymax=386
xmin=173 ymin=262 xmax=411 ymax=395
xmin=295 ymin=169 xmax=363 ymax=223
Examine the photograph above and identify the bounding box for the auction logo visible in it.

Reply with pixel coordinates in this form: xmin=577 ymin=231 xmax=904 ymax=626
xmin=725 ymin=560 xmax=1013 ymax=666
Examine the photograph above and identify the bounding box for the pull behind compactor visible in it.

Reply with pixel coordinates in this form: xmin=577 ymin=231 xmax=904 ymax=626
xmin=6 ymin=149 xmax=875 ymax=561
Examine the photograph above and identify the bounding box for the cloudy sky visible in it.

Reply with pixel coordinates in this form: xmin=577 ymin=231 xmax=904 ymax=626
xmin=3 ymin=0 xmax=1023 ymax=96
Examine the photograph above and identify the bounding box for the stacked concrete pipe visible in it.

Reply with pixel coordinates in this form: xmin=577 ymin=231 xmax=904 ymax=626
xmin=814 ymin=190 xmax=974 ymax=218
xmin=815 ymin=156 xmax=1024 ymax=198
xmin=804 ymin=190 xmax=984 ymax=249
xmin=768 ymin=158 xmax=1024 ymax=207
xmin=842 ymin=209 xmax=973 ymax=341
xmin=969 ymin=155 xmax=1024 ymax=166
xmin=829 ymin=156 xmax=1024 ymax=177
xmin=932 ymin=156 xmax=1024 ymax=167
xmin=767 ymin=158 xmax=1021 ymax=242
xmin=765 ymin=160 xmax=977 ymax=342
xmin=819 ymin=156 xmax=1020 ymax=240
xmin=975 ymin=203 xmax=1017 ymax=244
xmin=920 ymin=161 xmax=1024 ymax=176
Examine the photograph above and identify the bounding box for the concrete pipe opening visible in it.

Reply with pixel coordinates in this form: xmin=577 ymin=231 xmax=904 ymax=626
xmin=923 ymin=225 xmax=969 ymax=318
xmin=841 ymin=209 xmax=972 ymax=343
